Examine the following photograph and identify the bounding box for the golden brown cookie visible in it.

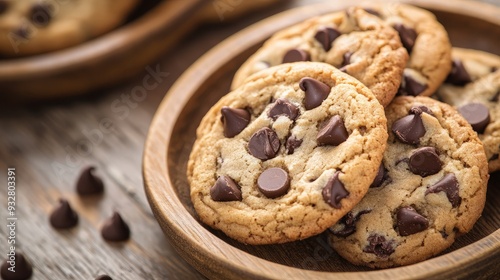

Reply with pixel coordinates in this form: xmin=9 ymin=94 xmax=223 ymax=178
xmin=362 ymin=3 xmax=452 ymax=96
xmin=0 ymin=0 xmax=138 ymax=56
xmin=435 ymin=48 xmax=500 ymax=172
xmin=329 ymin=96 xmax=489 ymax=268
xmin=231 ymin=7 xmax=408 ymax=107
xmin=188 ymin=62 xmax=388 ymax=244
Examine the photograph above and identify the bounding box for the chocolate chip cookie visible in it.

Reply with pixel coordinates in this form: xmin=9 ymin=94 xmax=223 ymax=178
xmin=231 ymin=7 xmax=408 ymax=107
xmin=0 ymin=0 xmax=138 ymax=56
xmin=188 ymin=62 xmax=388 ymax=244
xmin=361 ymin=3 xmax=452 ymax=96
xmin=329 ymin=96 xmax=489 ymax=268
xmin=435 ymin=48 xmax=500 ymax=172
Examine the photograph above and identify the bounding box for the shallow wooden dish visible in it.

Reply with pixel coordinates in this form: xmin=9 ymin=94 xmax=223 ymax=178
xmin=143 ymin=0 xmax=500 ymax=279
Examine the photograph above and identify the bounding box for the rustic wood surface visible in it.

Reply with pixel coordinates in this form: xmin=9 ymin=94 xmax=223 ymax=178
xmin=1 ymin=0 xmax=499 ymax=279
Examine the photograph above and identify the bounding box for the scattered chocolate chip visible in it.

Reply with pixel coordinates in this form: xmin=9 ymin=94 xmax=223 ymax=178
xmin=285 ymin=135 xmax=302 ymax=155
xmin=101 ymin=212 xmax=131 ymax=242
xmin=221 ymin=107 xmax=250 ymax=138
xmin=363 ymin=234 xmax=395 ymax=258
xmin=1 ymin=252 xmax=33 ymax=280
xmin=458 ymin=103 xmax=490 ymax=134
xmin=445 ymin=59 xmax=472 ymax=86
xmin=440 ymin=230 xmax=449 ymax=239
xmin=338 ymin=52 xmax=353 ymax=72
xmin=392 ymin=23 xmax=417 ymax=53
xmin=392 ymin=106 xmax=426 ymax=145
xmin=492 ymin=66 xmax=498 ymax=73
xmin=314 ymin=27 xmax=341 ymax=51
xmin=76 ymin=166 xmax=104 ymax=195
xmin=331 ymin=210 xmax=371 ymax=237
xmin=317 ymin=115 xmax=349 ymax=146
xmin=30 ymin=2 xmax=54 ymax=27
xmin=257 ymin=167 xmax=290 ymax=198
xmin=363 ymin=7 xmax=381 ymax=17
xmin=248 ymin=127 xmax=280 ymax=160
xmin=268 ymin=99 xmax=299 ymax=121
xmin=490 ymin=154 xmax=499 ymax=161
xmin=210 ymin=175 xmax=242 ymax=202
xmin=0 ymin=1 xmax=8 ymax=14
xmin=299 ymin=77 xmax=331 ymax=110
xmin=409 ymin=147 xmax=442 ymax=177
xmin=426 ymin=173 xmax=461 ymax=207
xmin=95 ymin=275 xmax=113 ymax=280
xmin=322 ymin=171 xmax=349 ymax=208
xmin=490 ymin=91 xmax=500 ymax=102
xmin=370 ymin=164 xmax=389 ymax=188
xmin=400 ymin=73 xmax=428 ymax=96
xmin=396 ymin=206 xmax=429 ymax=236
xmin=49 ymin=199 xmax=79 ymax=229
xmin=282 ymin=49 xmax=310 ymax=63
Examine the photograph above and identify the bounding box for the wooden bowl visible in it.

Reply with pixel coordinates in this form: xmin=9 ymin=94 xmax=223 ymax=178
xmin=143 ymin=0 xmax=500 ymax=279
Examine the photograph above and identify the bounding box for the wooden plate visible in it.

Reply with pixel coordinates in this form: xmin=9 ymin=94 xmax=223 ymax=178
xmin=143 ymin=0 xmax=500 ymax=279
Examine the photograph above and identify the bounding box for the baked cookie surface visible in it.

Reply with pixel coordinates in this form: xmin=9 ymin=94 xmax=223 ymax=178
xmin=231 ymin=7 xmax=408 ymax=107
xmin=329 ymin=96 xmax=489 ymax=268
xmin=188 ymin=62 xmax=388 ymax=245
xmin=362 ymin=3 xmax=452 ymax=97
xmin=436 ymin=48 xmax=500 ymax=172
xmin=0 ymin=0 xmax=138 ymax=56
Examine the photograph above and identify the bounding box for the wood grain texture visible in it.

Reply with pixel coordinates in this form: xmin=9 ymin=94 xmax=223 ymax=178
xmin=144 ymin=0 xmax=500 ymax=279
xmin=0 ymin=0 xmax=498 ymax=279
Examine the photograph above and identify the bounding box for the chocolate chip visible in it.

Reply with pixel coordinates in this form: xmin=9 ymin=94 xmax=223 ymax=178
xmin=248 ymin=127 xmax=280 ymax=160
xmin=331 ymin=210 xmax=371 ymax=237
xmin=96 ymin=275 xmax=113 ymax=280
xmin=221 ymin=107 xmax=250 ymax=138
xmin=363 ymin=234 xmax=395 ymax=258
xmin=285 ymin=135 xmax=302 ymax=155
xmin=415 ymin=105 xmax=434 ymax=116
xmin=363 ymin=8 xmax=381 ymax=17
xmin=440 ymin=230 xmax=449 ymax=239
xmin=322 ymin=171 xmax=349 ymax=208
xmin=446 ymin=59 xmax=472 ymax=85
xmin=317 ymin=115 xmax=349 ymax=146
xmin=49 ymin=199 xmax=79 ymax=229
xmin=490 ymin=154 xmax=499 ymax=161
xmin=282 ymin=49 xmax=310 ymax=63
xmin=76 ymin=166 xmax=104 ymax=195
xmin=338 ymin=52 xmax=353 ymax=72
xmin=0 ymin=1 xmax=8 ymax=14
xmin=458 ymin=103 xmax=490 ymax=133
xmin=396 ymin=206 xmax=429 ymax=236
xmin=314 ymin=27 xmax=341 ymax=51
xmin=268 ymin=99 xmax=299 ymax=121
xmin=400 ymin=73 xmax=428 ymax=96
xmin=392 ymin=106 xmax=426 ymax=145
xmin=370 ymin=164 xmax=389 ymax=188
xmin=426 ymin=173 xmax=461 ymax=207
xmin=210 ymin=175 xmax=242 ymax=201
xmin=257 ymin=167 xmax=290 ymax=198
xmin=30 ymin=2 xmax=54 ymax=27
xmin=409 ymin=147 xmax=442 ymax=177
xmin=12 ymin=25 xmax=31 ymax=40
xmin=392 ymin=23 xmax=417 ymax=53
xmin=299 ymin=77 xmax=331 ymax=110
xmin=1 ymin=252 xmax=33 ymax=280
xmin=101 ymin=212 xmax=131 ymax=242
xmin=492 ymin=66 xmax=498 ymax=73
xmin=490 ymin=91 xmax=500 ymax=102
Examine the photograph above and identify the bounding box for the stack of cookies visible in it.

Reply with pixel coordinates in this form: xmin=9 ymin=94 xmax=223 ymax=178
xmin=187 ymin=4 xmax=497 ymax=268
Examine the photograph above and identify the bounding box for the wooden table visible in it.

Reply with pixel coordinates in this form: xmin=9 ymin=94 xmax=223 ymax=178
xmin=0 ymin=0 xmax=497 ymax=279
